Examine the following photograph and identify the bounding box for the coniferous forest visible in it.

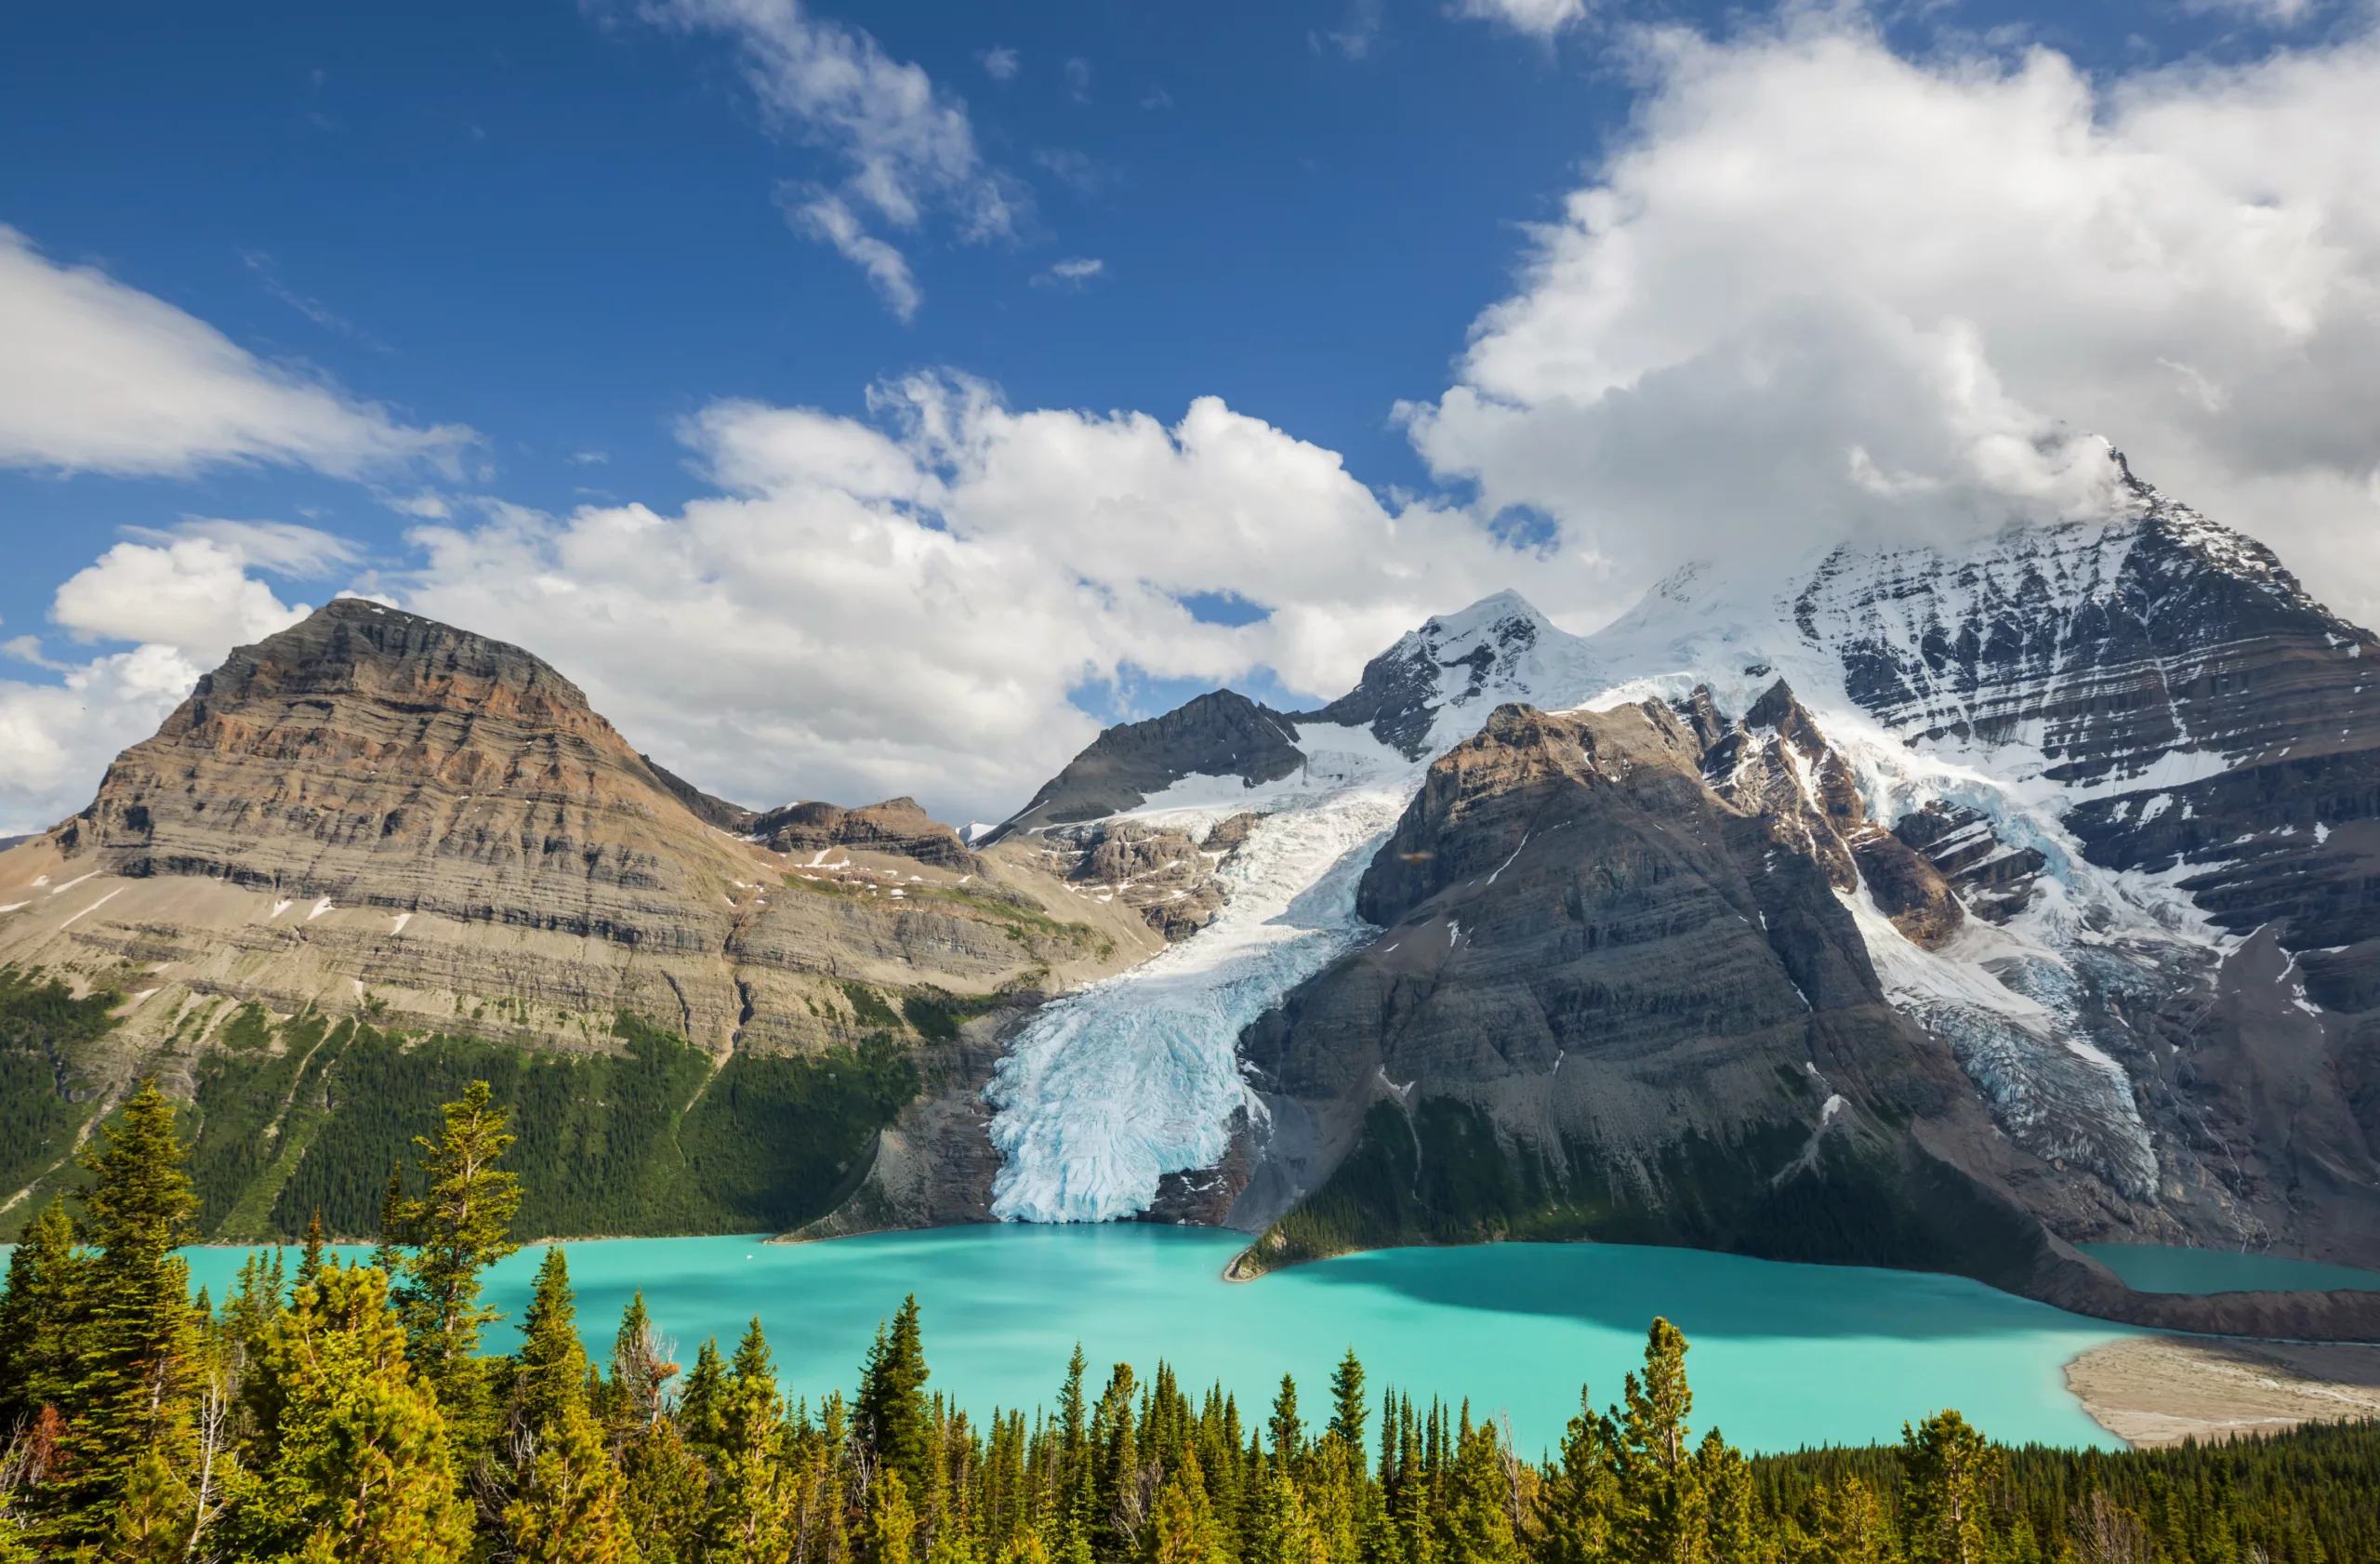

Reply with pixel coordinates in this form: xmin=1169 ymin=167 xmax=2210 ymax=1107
xmin=1 ymin=1080 xmax=2374 ymax=1563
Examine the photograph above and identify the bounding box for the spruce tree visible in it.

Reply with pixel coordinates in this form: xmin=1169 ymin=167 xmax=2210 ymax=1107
xmin=619 ymin=1412 xmax=710 ymax=1564
xmin=1269 ymin=1373 xmax=1302 ymax=1468
xmin=860 ymin=1294 xmax=933 ymax=1492
xmin=368 ymin=1166 xmax=407 ymax=1274
xmin=1900 ymin=1410 xmax=1997 ymax=1564
xmin=516 ymin=1246 xmax=587 ymax=1435
xmin=1329 ymin=1349 xmax=1368 ymax=1459
xmin=611 ymin=1290 xmax=681 ymax=1433
xmin=1811 ymin=1476 xmax=1891 ymax=1563
xmin=1444 ymin=1413 xmax=1525 ymax=1564
xmin=505 ymin=1396 xmax=631 ymax=1564
xmin=707 ymin=1318 xmax=789 ymax=1561
xmin=390 ymin=1079 xmax=521 ymax=1444
xmin=224 ymin=1261 xmax=473 ymax=1561
xmin=681 ymin=1336 xmax=729 ymax=1458
xmin=47 ymin=1080 xmax=202 ymax=1540
xmin=1537 ymin=1387 xmax=1616 ymax=1564
xmin=0 ymin=1200 xmax=82 ymax=1430
xmin=873 ymin=1467 xmax=920 ymax=1564
xmin=296 ymin=1208 xmax=328 ymax=1292
xmin=1609 ymin=1319 xmax=1705 ymax=1564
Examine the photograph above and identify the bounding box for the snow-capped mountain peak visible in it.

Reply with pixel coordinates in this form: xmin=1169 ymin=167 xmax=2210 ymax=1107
xmin=1307 ymin=588 xmax=1604 ymax=758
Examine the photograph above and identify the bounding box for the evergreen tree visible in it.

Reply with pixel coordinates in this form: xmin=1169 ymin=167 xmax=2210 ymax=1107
xmin=224 ymin=1262 xmax=473 ymax=1562
xmin=1270 ymin=1373 xmax=1304 ymax=1467
xmin=516 ymin=1245 xmax=588 ymax=1435
xmin=611 ymin=1289 xmax=681 ymax=1432
xmin=1537 ymin=1389 xmax=1615 ymax=1564
xmin=1445 ymin=1412 xmax=1525 ymax=1564
xmin=47 ymin=1080 xmax=203 ymax=1542
xmin=296 ymin=1208 xmax=328 ymax=1292
xmin=860 ymin=1294 xmax=934 ymax=1492
xmin=1900 ymin=1410 xmax=1996 ymax=1564
xmin=0 ymin=1200 xmax=82 ymax=1430
xmin=1609 ymin=1319 xmax=1706 ymax=1564
xmin=368 ymin=1166 xmax=407 ymax=1274
xmin=681 ymin=1336 xmax=729 ymax=1458
xmin=874 ymin=1467 xmax=921 ymax=1564
xmin=1808 ymin=1477 xmax=1890 ymax=1564
xmin=619 ymin=1412 xmax=710 ymax=1564
xmin=506 ymin=1396 xmax=631 ymax=1564
xmin=1329 ymin=1349 xmax=1368 ymax=1460
xmin=390 ymin=1079 xmax=521 ymax=1445
xmin=707 ymin=1317 xmax=790 ymax=1561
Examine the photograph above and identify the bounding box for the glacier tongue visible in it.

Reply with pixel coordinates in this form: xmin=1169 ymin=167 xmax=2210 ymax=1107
xmin=985 ymin=729 xmax=1422 ymax=1223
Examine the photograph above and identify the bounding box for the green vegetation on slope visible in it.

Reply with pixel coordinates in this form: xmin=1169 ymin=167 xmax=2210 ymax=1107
xmin=0 ymin=967 xmax=927 ymax=1242
xmin=0 ymin=967 xmax=115 ymax=1206
xmin=4 ymin=1080 xmax=2375 ymax=1558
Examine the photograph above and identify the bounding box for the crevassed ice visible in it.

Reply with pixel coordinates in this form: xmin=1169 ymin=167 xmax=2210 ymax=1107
xmin=985 ymin=729 xmax=1421 ymax=1224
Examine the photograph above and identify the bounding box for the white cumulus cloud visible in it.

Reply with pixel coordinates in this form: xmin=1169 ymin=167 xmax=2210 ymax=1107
xmin=0 ymin=523 xmax=362 ymax=833
xmin=1405 ymin=14 xmax=2380 ymax=625
xmin=391 ymin=377 xmax=1578 ymax=822
xmin=0 ymin=226 xmax=469 ymax=480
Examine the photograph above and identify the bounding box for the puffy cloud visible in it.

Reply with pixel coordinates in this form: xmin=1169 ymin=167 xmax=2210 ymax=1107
xmin=0 ymin=523 xmax=360 ymax=832
xmin=1405 ymin=15 xmax=2380 ymax=625
xmin=0 ymin=644 xmax=208 ymax=833
xmin=52 ymin=536 xmax=314 ymax=659
xmin=0 ymin=226 xmax=469 ymax=479
xmin=643 ymin=0 xmax=1022 ymax=315
xmin=979 ymin=46 xmax=1020 ymax=82
xmin=394 ymin=378 xmax=1573 ymax=821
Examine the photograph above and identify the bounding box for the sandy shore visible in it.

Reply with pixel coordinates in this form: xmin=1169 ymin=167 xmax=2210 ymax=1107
xmin=2065 ymin=1333 xmax=2380 ymax=1447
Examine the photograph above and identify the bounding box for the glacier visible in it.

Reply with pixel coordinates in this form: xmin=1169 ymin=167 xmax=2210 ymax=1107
xmin=985 ymin=724 xmax=1421 ymax=1222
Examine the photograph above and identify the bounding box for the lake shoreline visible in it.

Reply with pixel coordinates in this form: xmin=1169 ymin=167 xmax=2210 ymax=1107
xmin=2064 ymin=1334 xmax=2380 ymax=1447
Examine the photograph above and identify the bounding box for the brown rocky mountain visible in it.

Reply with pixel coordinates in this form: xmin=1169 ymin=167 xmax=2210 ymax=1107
xmin=0 ymin=599 xmax=1159 ymax=1237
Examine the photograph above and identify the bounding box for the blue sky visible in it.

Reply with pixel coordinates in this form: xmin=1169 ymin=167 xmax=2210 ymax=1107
xmin=4 ymin=0 xmax=2377 ymax=828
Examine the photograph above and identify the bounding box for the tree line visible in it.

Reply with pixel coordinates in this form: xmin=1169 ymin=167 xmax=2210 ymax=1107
xmin=0 ymin=1079 xmax=2373 ymax=1562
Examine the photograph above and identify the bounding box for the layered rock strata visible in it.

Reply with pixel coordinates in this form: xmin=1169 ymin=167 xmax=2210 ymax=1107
xmin=0 ymin=601 xmax=1158 ymax=1076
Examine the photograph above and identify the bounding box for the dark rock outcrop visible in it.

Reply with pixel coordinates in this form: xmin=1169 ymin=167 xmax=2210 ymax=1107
xmin=988 ymin=690 xmax=1305 ymax=839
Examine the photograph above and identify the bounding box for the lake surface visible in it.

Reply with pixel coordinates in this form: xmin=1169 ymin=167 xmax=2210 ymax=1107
xmin=185 ymin=1226 xmax=2130 ymax=1452
xmin=2081 ymin=1241 xmax=2380 ymax=1295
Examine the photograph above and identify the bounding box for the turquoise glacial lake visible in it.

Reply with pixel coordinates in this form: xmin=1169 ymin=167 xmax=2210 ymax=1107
xmin=2080 ymin=1242 xmax=2380 ymax=1295
xmin=187 ymin=1226 xmax=2133 ymax=1453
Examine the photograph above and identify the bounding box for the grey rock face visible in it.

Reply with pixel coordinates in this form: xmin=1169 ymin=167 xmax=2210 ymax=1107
xmin=987 ymin=690 xmax=1306 ymax=838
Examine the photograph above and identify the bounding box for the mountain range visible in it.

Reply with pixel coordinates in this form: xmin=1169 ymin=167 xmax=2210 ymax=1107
xmin=5 ymin=447 xmax=2376 ymax=1338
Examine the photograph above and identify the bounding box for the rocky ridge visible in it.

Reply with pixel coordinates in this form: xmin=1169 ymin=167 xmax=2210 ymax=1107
xmin=0 ymin=600 xmax=1159 ymax=1118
